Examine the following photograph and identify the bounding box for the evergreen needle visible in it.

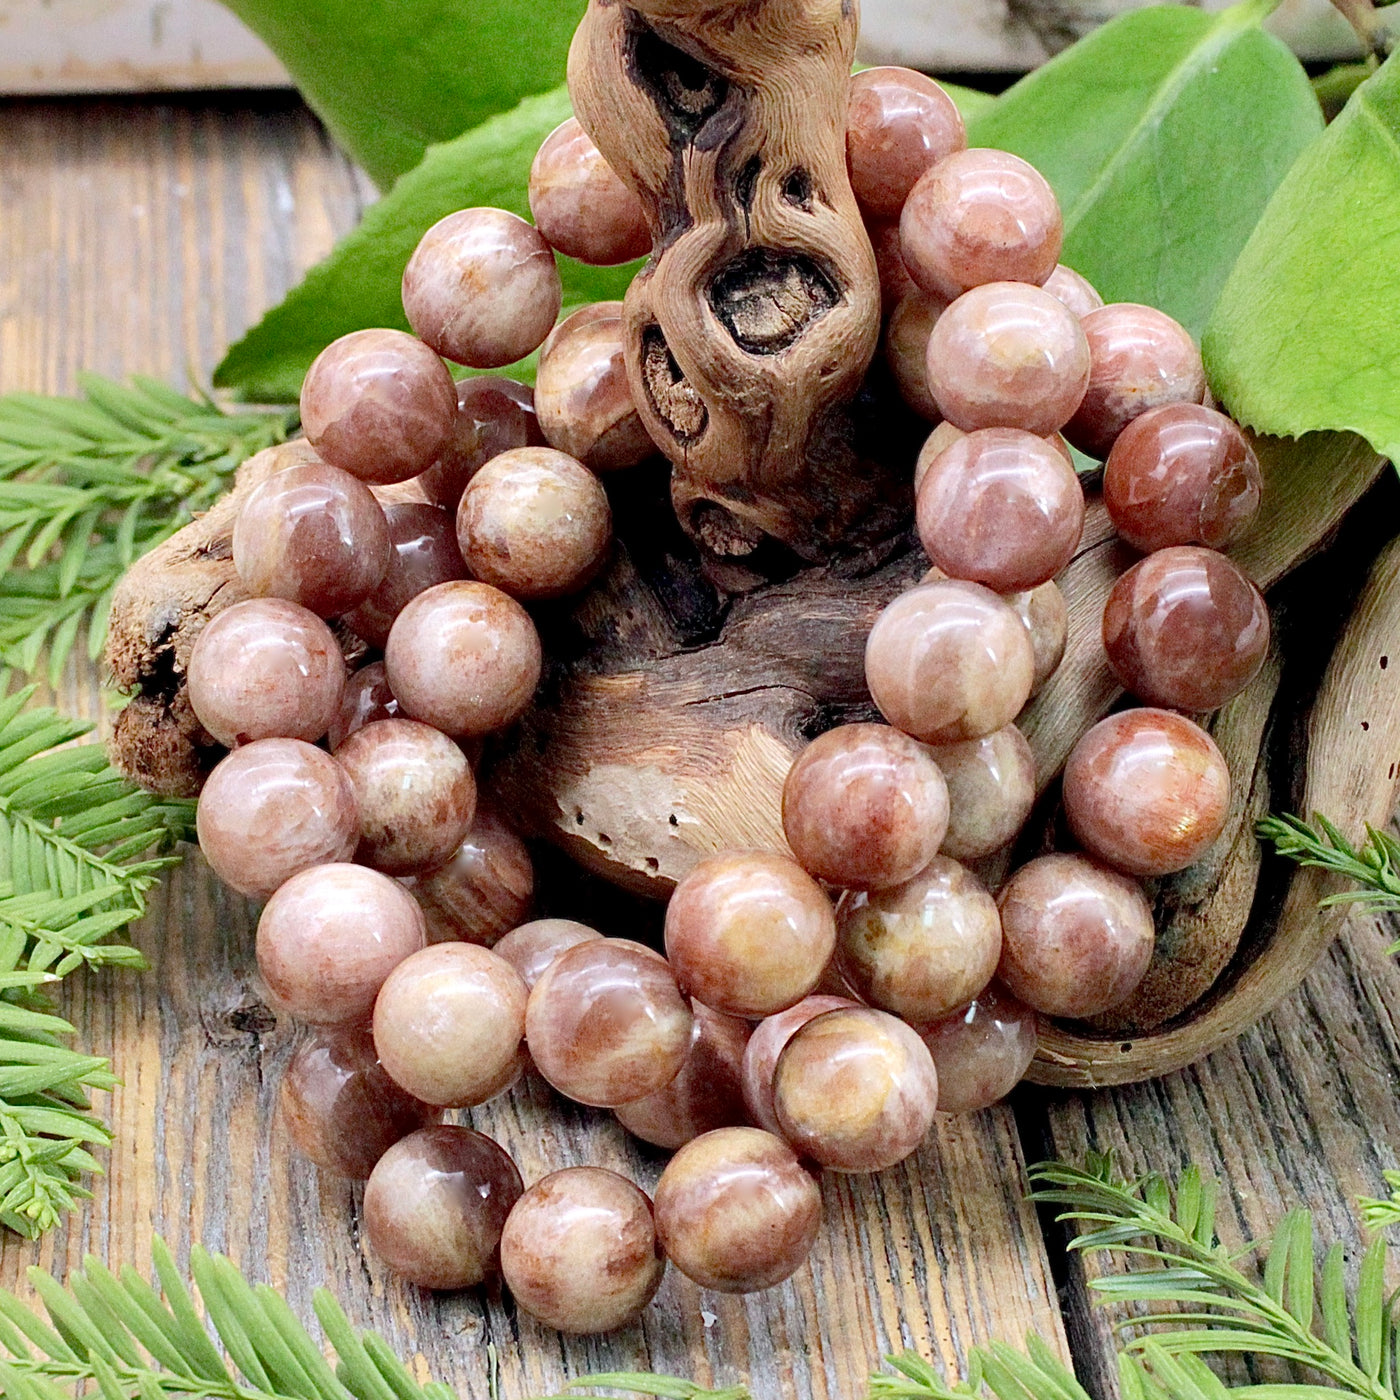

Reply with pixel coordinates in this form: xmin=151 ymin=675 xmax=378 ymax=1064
xmin=1258 ymin=813 xmax=1400 ymax=932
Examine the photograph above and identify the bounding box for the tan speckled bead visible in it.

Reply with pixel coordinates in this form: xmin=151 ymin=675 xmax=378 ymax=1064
xmin=256 ymin=863 xmax=426 ymax=1025
xmin=1043 ymin=264 xmax=1103 ymax=319
xmin=344 ymin=503 xmax=467 ymax=648
xmin=416 ymin=377 xmax=545 ymax=510
xmin=494 ymin=919 xmax=602 ymax=990
xmin=195 ymin=739 xmax=359 ymax=900
xmin=836 ymin=856 xmax=1001 ymax=1025
xmin=535 ymin=303 xmax=656 ymax=472
xmin=996 ymin=854 xmax=1155 ymax=1018
xmin=526 ymin=939 xmax=694 ymax=1107
xmin=914 ymin=422 xmax=966 ymax=494
xmin=740 ymin=995 xmax=858 ymax=1136
xmin=457 ymin=446 xmax=613 ymax=600
xmin=934 ymin=725 xmax=1037 ymax=861
xmin=328 ymin=662 xmax=400 ymax=751
xmin=384 ymin=580 xmax=542 ymax=737
xmin=501 ymin=1168 xmax=665 ymax=1334
xmin=920 ymin=983 xmax=1039 ymax=1113
xmin=664 ymin=852 xmax=837 ymax=1017
xmin=363 ymin=1125 xmax=522 ymax=1289
xmin=773 ymin=1007 xmax=938 ymax=1172
xmin=865 ymin=579 xmax=1036 ymax=745
xmin=279 ymin=1024 xmax=440 ymax=1179
xmin=1063 ymin=708 xmax=1231 ymax=876
xmin=869 ymin=219 xmax=918 ymax=317
xmin=372 ymin=942 xmax=527 ymax=1107
xmin=1006 ymin=580 xmax=1069 ymax=695
xmin=884 ymin=290 xmax=946 ymax=420
xmin=653 ymin=1127 xmax=822 ymax=1293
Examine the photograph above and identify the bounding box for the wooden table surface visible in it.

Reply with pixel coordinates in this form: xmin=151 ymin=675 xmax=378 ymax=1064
xmin=3 ymin=92 xmax=1400 ymax=1400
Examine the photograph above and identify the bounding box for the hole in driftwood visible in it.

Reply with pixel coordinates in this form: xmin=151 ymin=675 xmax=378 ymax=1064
xmin=781 ymin=168 xmax=814 ymax=209
xmin=641 ymin=324 xmax=708 ymax=442
xmin=735 ymin=155 xmax=761 ymax=212
xmin=689 ymin=501 xmax=767 ymax=559
xmin=629 ymin=22 xmax=729 ymax=143
xmin=708 ymin=249 xmax=840 ymax=354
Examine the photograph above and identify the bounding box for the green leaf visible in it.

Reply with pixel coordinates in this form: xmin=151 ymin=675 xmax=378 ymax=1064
xmin=966 ymin=0 xmax=1323 ymax=337
xmin=1203 ymin=50 xmax=1400 ymax=465
xmin=214 ymin=87 xmax=642 ymax=404
xmin=218 ymin=0 xmax=586 ymax=189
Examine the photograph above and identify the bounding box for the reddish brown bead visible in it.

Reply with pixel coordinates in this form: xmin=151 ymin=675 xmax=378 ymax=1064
xmin=195 ymin=739 xmax=359 ymax=900
xmin=846 ymin=67 xmax=966 ymax=220
xmin=343 ymin=503 xmax=467 ymax=648
xmin=372 ymin=942 xmax=527 ymax=1107
xmin=741 ymin=995 xmax=858 ymax=1136
xmin=1103 ymin=546 xmax=1270 ymax=712
xmin=402 ymin=208 xmax=562 ymax=368
xmin=457 ymin=446 xmax=612 ymax=600
xmin=865 ymin=579 xmax=1036 ymax=744
xmin=402 ymin=807 xmax=534 ymax=946
xmin=615 ymin=1003 xmax=751 ymax=1150
xmin=653 ymin=1127 xmax=822 ymax=1293
xmin=257 ymin=863 xmax=426 ymax=1024
xmin=837 ymin=856 xmax=1002 ymax=1025
xmin=334 ymin=719 xmax=477 ymax=876
xmin=664 ymin=852 xmax=837 ymax=1017
xmin=280 ymin=1023 xmax=440 ymax=1179
xmin=529 ymin=119 xmax=652 ymax=266
xmin=187 ymin=598 xmax=346 ymax=748
xmin=525 ymin=939 xmax=694 ymax=1107
xmin=917 ymin=427 xmax=1085 ymax=592
xmin=997 ymin=854 xmax=1155 ymax=1018
xmin=233 ymin=460 xmax=392 ymax=617
xmin=926 ymin=282 xmax=1091 ymax=437
xmin=774 ymin=1007 xmax=938 ymax=1172
xmin=900 ymin=148 xmax=1062 ymax=302
xmin=934 ymin=724 xmax=1037 ymax=861
xmin=1007 ymin=579 xmax=1069 ymax=695
xmin=884 ymin=290 xmax=946 ymax=420
xmin=384 ymin=580 xmax=542 ymax=737
xmin=416 ymin=377 xmax=545 ymax=510
xmin=501 ymin=1168 xmax=665 ymax=1334
xmin=1065 ymin=304 xmax=1206 ymax=459
xmin=327 ymin=662 xmax=400 ymax=752
xmin=781 ymin=724 xmax=949 ymax=891
xmin=1063 ymin=709 xmax=1231 ymax=877
xmin=1103 ymin=403 xmax=1263 ymax=554
xmin=494 ymin=919 xmax=602 ymax=990
xmin=535 ymin=303 xmax=655 ymax=473
xmin=920 ymin=983 xmax=1039 ymax=1113
xmin=301 ymin=329 xmax=458 ymax=485
xmin=1043 ymin=264 xmax=1103 ymax=319
xmin=363 ymin=1125 xmax=523 ymax=1289
xmin=869 ymin=219 xmax=919 ymax=317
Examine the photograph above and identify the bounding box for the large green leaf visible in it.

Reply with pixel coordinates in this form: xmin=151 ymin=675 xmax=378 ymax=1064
xmin=214 ymin=88 xmax=641 ymax=404
xmin=1203 ymin=51 xmax=1400 ymax=465
xmin=219 ymin=0 xmax=586 ymax=189
xmin=967 ymin=0 xmax=1322 ymax=337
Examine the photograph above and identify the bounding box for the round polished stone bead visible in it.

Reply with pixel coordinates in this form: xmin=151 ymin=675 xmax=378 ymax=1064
xmin=457 ymin=447 xmax=613 ymax=600
xmin=917 ymin=427 xmax=1085 ymax=591
xmin=846 ymin=67 xmax=966 ymax=219
xmin=501 ymin=1167 xmax=665 ymax=1334
xmin=257 ymin=863 xmax=426 ymax=1024
xmin=1042 ymin=264 xmax=1103 ymax=319
xmin=664 ymin=852 xmax=837 ymax=1018
xmin=494 ymin=919 xmax=602 ymax=990
xmin=836 ymin=856 xmax=1002 ymax=1025
xmin=782 ymin=724 xmax=949 ymax=891
xmin=416 ymin=377 xmax=545 ymax=510
xmin=372 ymin=942 xmax=527 ymax=1107
xmin=741 ymin=994 xmax=858 ymax=1135
xmin=934 ymin=724 xmax=1037 ymax=861
xmin=1065 ymin=304 xmax=1207 ymax=459
xmin=865 ymin=579 xmax=1036 ymax=745
xmin=363 ymin=1125 xmax=523 ymax=1290
xmin=1063 ymin=709 xmax=1231 ymax=876
xmin=914 ymin=422 xmax=965 ymax=494
xmin=919 ymin=983 xmax=1039 ymax=1112
xmin=233 ymin=460 xmax=392 ymax=617
xmin=774 ymin=1007 xmax=938 ymax=1172
xmin=526 ymin=939 xmax=694 ymax=1107
xmin=529 ymin=119 xmax=652 ymax=266
xmin=1103 ymin=546 xmax=1270 ymax=712
xmin=1006 ymin=579 xmax=1069 ymax=695
xmin=280 ymin=1023 xmax=440 ymax=1179
xmin=196 ymin=739 xmax=359 ymax=900
xmin=900 ymin=148 xmax=1062 ymax=302
xmin=187 ymin=598 xmax=345 ymax=748
xmin=869 ymin=218 xmax=919 ymax=316
xmin=384 ymin=581 xmax=542 ymax=736
xmin=653 ymin=1127 xmax=822 ymax=1293
xmin=344 ymin=503 xmax=468 ymax=648
xmin=535 ymin=303 xmax=655 ymax=472
xmin=997 ymin=854 xmax=1155 ymax=1018
xmin=301 ymin=329 xmax=458 ymax=485
xmin=884 ymin=291 xmax=947 ymax=420
xmin=401 ymin=807 xmax=534 ymax=945
xmin=926 ymin=282 xmax=1091 ymax=437
xmin=615 ymin=1002 xmax=751 ymax=1150
xmin=328 ymin=662 xmax=400 ymax=752
xmin=1103 ymin=403 xmax=1263 ymax=553
xmin=334 ymin=719 xmax=477 ymax=876
xmin=402 ymin=208 xmax=562 ymax=369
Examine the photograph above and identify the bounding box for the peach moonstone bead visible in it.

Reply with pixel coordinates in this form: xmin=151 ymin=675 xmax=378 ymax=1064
xmin=1043 ymin=264 xmax=1104 ymax=319
xmin=327 ymin=662 xmax=399 ymax=751
xmin=494 ymin=918 xmax=602 ymax=990
xmin=416 ymin=376 xmax=544 ymax=509
xmin=934 ymin=724 xmax=1037 ymax=861
xmin=920 ymin=983 xmax=1039 ymax=1113
xmin=741 ymin=994 xmax=860 ymax=1137
xmin=884 ymin=290 xmax=947 ymax=420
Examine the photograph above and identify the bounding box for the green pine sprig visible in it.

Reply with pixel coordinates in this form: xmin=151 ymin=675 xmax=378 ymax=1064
xmin=0 ymin=375 xmax=293 ymax=686
xmin=868 ymin=1337 xmax=1090 ymax=1400
xmin=536 ymin=1380 xmax=750 ymax=1400
xmin=1258 ymin=814 xmax=1400 ymax=937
